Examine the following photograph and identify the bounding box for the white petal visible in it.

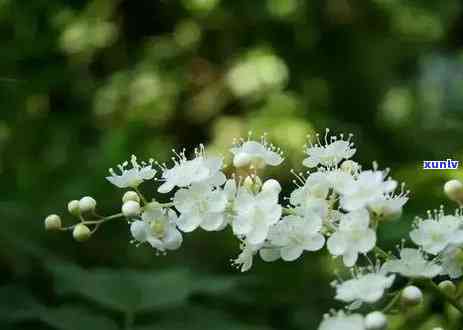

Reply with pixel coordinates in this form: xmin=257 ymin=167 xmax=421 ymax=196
xmin=327 ymin=232 xmax=347 ymax=256
xmin=163 ymin=227 xmax=183 ymax=250
xmin=259 ymin=248 xmax=280 ymax=262
xmin=357 ymin=229 xmax=376 ymax=253
xmin=158 ymin=182 xmax=174 ymax=193
xmin=200 ymin=213 xmax=225 ymax=231
xmin=246 ymin=222 xmax=269 ymax=244
xmin=176 ymin=213 xmax=202 ymax=232
xmin=281 ymin=246 xmax=304 ymax=261
xmin=303 ymin=234 xmax=325 ymax=251
xmin=130 ymin=221 xmax=149 ymax=242
xmin=343 ymin=249 xmax=358 ymax=267
xmin=106 ymin=176 xmax=128 ymax=188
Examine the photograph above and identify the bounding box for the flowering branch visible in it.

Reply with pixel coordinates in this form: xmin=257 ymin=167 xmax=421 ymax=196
xmin=44 ymin=130 xmax=463 ymax=330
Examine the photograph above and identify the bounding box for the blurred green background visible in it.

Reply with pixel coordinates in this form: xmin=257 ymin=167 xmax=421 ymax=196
xmin=2 ymin=0 xmax=463 ymax=329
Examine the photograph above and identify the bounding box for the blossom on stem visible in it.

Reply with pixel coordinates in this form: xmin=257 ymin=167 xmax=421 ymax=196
xmin=303 ymin=130 xmax=356 ymax=168
xmin=173 ymin=183 xmax=228 ymax=232
xmin=130 ymin=207 xmax=182 ymax=252
xmin=339 ymin=170 xmax=398 ymax=212
xmin=157 ymin=145 xmax=225 ymax=193
xmin=334 ymin=271 xmax=395 ymax=307
xmin=266 ymin=210 xmax=325 ymax=261
xmin=232 ymin=188 xmax=282 ymax=245
xmin=106 ymin=155 xmax=156 ymax=188
xmin=230 ymin=136 xmax=284 ymax=169
xmin=382 ymin=248 xmax=442 ymax=278
xmin=327 ymin=208 xmax=376 ymax=267
xmin=410 ymin=214 xmax=463 ymax=255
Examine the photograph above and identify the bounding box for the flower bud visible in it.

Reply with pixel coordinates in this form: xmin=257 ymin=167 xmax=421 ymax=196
xmin=262 ymin=179 xmax=281 ymax=194
xmin=438 ymin=280 xmax=456 ymax=297
xmin=44 ymin=214 xmax=62 ymax=231
xmin=365 ymin=311 xmax=387 ymax=330
xmin=233 ymin=153 xmax=252 ymax=168
xmin=73 ymin=223 xmax=91 ymax=242
xmin=444 ymin=179 xmax=463 ymax=203
xmin=122 ymin=191 xmax=140 ymax=204
xmin=67 ymin=200 xmax=80 ymax=216
xmin=401 ymin=285 xmax=423 ymax=306
xmin=79 ymin=196 xmax=97 ymax=213
xmin=122 ymin=201 xmax=141 ymax=217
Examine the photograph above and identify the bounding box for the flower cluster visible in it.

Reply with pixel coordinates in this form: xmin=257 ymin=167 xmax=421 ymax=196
xmin=44 ymin=130 xmax=463 ymax=330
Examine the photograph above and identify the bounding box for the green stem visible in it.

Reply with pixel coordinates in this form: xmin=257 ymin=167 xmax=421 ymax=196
xmin=134 ymin=187 xmax=148 ymax=205
xmin=374 ymin=246 xmax=390 ymax=260
xmin=382 ymin=280 xmax=413 ymax=313
xmin=59 ymin=213 xmax=125 ymax=231
xmin=382 ymin=290 xmax=402 ymax=313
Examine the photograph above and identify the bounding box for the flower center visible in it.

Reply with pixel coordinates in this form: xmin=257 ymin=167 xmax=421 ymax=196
xmin=150 ymin=220 xmax=166 ymax=238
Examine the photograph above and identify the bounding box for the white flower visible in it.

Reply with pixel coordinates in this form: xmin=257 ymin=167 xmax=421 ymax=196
xmin=230 ymin=138 xmax=283 ymax=169
xmin=339 ymin=170 xmax=398 ymax=212
xmin=290 ymin=172 xmax=330 ymax=206
xmin=335 ymin=272 xmax=395 ymax=306
xmin=318 ymin=312 xmax=365 ymax=330
xmin=232 ymin=188 xmax=282 ymax=244
xmin=303 ymin=132 xmax=356 ymax=168
xmin=158 ymin=146 xmax=226 ymax=193
xmin=440 ymin=246 xmax=463 ymax=279
xmin=267 ymin=210 xmax=325 ymax=261
xmin=382 ymin=248 xmax=442 ymax=278
xmin=368 ymin=195 xmax=408 ymax=221
xmin=130 ymin=207 xmax=182 ymax=252
xmin=327 ymin=208 xmax=376 ymax=267
xmin=174 ymin=183 xmax=228 ymax=232
xmin=106 ymin=155 xmax=156 ymax=188
xmin=410 ymin=215 xmax=463 ymax=255
xmin=326 ymin=170 xmax=356 ymax=194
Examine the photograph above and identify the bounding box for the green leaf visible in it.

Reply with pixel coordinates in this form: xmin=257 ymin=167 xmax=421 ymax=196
xmin=48 ymin=263 xmax=239 ymax=314
xmin=134 ymin=306 xmax=273 ymax=330
xmin=39 ymin=305 xmax=119 ymax=330
xmin=0 ymin=285 xmax=44 ymax=323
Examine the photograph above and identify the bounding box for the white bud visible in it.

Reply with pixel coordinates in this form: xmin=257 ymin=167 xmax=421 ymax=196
xmin=233 ymin=153 xmax=252 ymax=168
xmin=122 ymin=201 xmax=141 ymax=217
xmin=44 ymin=214 xmax=62 ymax=231
xmin=262 ymin=179 xmax=281 ymax=194
xmin=401 ymin=285 xmax=423 ymax=306
xmin=365 ymin=311 xmax=387 ymax=330
xmin=67 ymin=200 xmax=80 ymax=216
xmin=122 ymin=191 xmax=140 ymax=203
xmin=444 ymin=179 xmax=463 ymax=203
xmin=73 ymin=223 xmax=91 ymax=242
xmin=438 ymin=280 xmax=456 ymax=297
xmin=79 ymin=196 xmax=97 ymax=213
